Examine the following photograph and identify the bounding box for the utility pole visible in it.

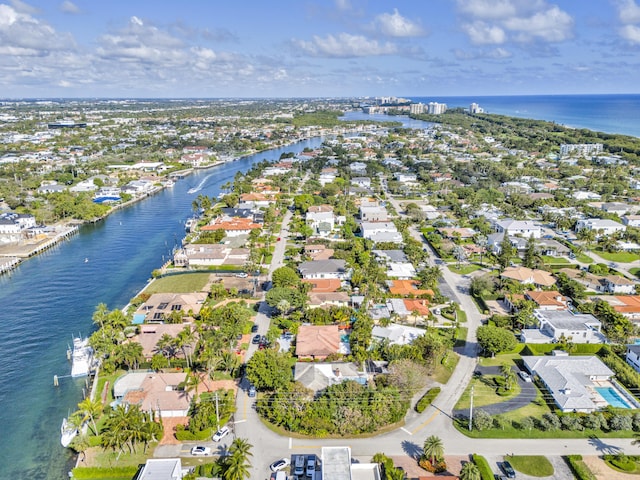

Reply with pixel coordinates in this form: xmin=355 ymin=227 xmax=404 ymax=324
xmin=468 ymin=384 xmax=474 ymax=431
xmin=215 ymin=392 xmax=220 ymax=432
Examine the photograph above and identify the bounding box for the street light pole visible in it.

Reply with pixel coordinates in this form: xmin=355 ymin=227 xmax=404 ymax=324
xmin=468 ymin=385 xmax=474 ymax=431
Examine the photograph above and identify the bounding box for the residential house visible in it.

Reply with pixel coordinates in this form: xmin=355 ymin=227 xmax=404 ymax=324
xmin=304 ymin=244 xmax=335 ymax=261
xmin=295 ymin=325 xmax=340 ymax=360
xmin=602 ymin=202 xmax=631 ymax=216
xmin=302 ymin=278 xmax=342 ymax=293
xmin=113 ymin=371 xmax=190 ymax=417
xmin=239 ymin=192 xmax=273 ymax=207
xmin=524 ymin=290 xmax=569 ymax=310
xmin=500 ymin=266 xmax=556 ymax=287
xmin=623 ymin=215 xmax=640 ymax=227
xmin=306 ymin=205 xmax=335 ymax=237
xmin=385 ymin=262 xmax=417 ymax=279
xmin=371 ymin=323 xmax=426 ymax=346
xmin=131 ymin=323 xmax=194 ymax=360
xmin=134 ymin=292 xmax=208 ymax=323
xmin=136 ymin=459 xmax=183 ymax=480
xmin=575 ymin=218 xmax=626 ymax=236
xmin=387 ymin=280 xmax=433 ymax=297
xmin=495 ymin=219 xmax=541 ymax=238
xmin=626 ymin=345 xmax=640 ymax=372
xmin=522 ymin=356 xmax=615 ymax=413
xmin=294 ymin=362 xmax=368 ymax=392
xmin=174 ymin=244 xmax=249 ymax=267
xmin=360 ymin=205 xmax=388 ymax=222
xmin=308 ymin=292 xmax=350 ymax=309
xmin=520 ymin=309 xmax=604 ymax=344
xmin=602 ymin=275 xmax=637 ymax=294
xmin=349 ymin=162 xmax=368 ymax=174
xmin=351 ymin=177 xmax=371 ymax=188
xmin=201 ymin=216 xmax=261 ymax=237
xmin=360 ymin=222 xmax=402 ymax=243
xmin=600 ymin=295 xmax=640 ymax=322
xmin=319 ymin=168 xmax=337 ymax=185
xmin=438 ymin=227 xmax=476 ymax=240
xmin=298 ymin=259 xmax=349 ymax=280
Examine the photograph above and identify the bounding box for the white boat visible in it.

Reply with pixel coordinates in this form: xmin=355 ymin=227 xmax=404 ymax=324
xmin=60 ymin=417 xmax=77 ymax=447
xmin=70 ymin=337 xmax=94 ymax=378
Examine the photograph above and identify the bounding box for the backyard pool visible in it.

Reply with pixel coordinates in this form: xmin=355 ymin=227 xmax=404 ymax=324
xmin=596 ymin=386 xmax=633 ymax=409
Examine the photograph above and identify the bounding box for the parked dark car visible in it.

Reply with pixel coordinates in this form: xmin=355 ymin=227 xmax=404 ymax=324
xmin=500 ymin=461 xmax=516 ymax=478
xmin=251 ymin=324 xmax=259 ymax=333
xmin=252 ymin=334 xmax=261 ymax=344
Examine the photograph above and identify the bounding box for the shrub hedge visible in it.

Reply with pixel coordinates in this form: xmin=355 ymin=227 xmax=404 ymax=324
xmin=565 ymin=455 xmax=597 ymax=480
xmin=71 ymin=467 xmax=139 ymax=479
xmin=415 ymin=387 xmax=441 ymax=413
xmin=599 ymin=347 xmax=640 ymax=393
xmin=472 ymin=454 xmax=494 ymax=480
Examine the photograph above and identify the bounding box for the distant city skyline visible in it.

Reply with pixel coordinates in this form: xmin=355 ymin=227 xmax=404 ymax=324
xmin=0 ymin=0 xmax=639 ymax=98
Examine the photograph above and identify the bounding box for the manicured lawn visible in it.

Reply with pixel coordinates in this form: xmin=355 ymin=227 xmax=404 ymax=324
xmin=455 ymin=327 xmax=468 ymax=348
xmin=576 ymin=253 xmax=594 ymax=264
xmin=631 ymin=267 xmax=640 ymax=278
xmin=506 ymin=455 xmax=554 ymax=477
xmin=592 ymin=250 xmax=640 ymax=262
xmin=144 ymin=272 xmax=211 ymax=293
xmin=542 ymin=255 xmax=572 ymax=266
xmin=455 ymin=375 xmax=521 ymax=410
xmin=83 ymin=445 xmax=158 ymax=469
xmin=479 ymin=353 xmax=521 ymax=367
xmin=448 ymin=264 xmax=482 ymax=275
xmin=432 ymin=351 xmax=459 ymax=384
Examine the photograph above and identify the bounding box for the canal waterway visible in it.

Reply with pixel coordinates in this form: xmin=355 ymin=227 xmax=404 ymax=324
xmin=0 ymin=137 xmax=322 ymax=479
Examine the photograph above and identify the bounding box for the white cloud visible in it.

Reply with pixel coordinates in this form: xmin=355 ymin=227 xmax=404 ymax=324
xmin=0 ymin=4 xmax=75 ymax=54
xmin=616 ymin=0 xmax=640 ymax=24
xmin=620 ymin=24 xmax=640 ymax=43
xmin=334 ymin=0 xmax=351 ymax=12
xmin=457 ymin=0 xmax=573 ymax=44
xmin=10 ymin=0 xmax=37 ymax=14
xmin=462 ymin=21 xmax=506 ymax=44
xmin=292 ymin=33 xmax=397 ymax=57
xmin=504 ymin=6 xmax=573 ymax=42
xmin=373 ymin=9 xmax=426 ymax=37
xmin=60 ymin=1 xmax=79 ymax=14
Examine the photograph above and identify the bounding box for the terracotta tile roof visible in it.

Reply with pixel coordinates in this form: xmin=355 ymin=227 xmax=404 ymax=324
xmin=302 ymin=278 xmax=342 ymax=293
xmin=296 ymin=325 xmax=340 ymax=358
xmin=201 ymin=217 xmax=261 ymax=231
xmin=403 ymin=299 xmax=430 ymax=316
xmin=389 ymin=280 xmax=433 ymax=297
xmin=525 ymin=290 xmax=568 ymax=308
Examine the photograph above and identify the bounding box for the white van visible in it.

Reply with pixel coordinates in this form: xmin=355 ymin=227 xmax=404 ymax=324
xmin=294 ymin=455 xmax=305 ymax=476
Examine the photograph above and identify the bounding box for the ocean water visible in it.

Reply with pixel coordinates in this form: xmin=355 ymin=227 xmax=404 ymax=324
xmin=0 ymin=137 xmax=322 ymax=479
xmin=408 ymin=94 xmax=640 ymax=138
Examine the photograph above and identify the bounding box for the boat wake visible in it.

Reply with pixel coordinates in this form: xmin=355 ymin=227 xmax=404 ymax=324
xmin=187 ymin=173 xmax=213 ymax=194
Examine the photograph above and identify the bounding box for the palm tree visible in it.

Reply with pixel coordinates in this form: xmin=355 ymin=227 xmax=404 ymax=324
xmin=92 ymin=303 xmax=109 ymax=329
xmin=460 ymin=462 xmax=481 ymax=480
xmin=224 ymin=438 xmax=253 ymax=480
xmin=422 ymin=435 xmax=444 ymax=465
xmin=501 ymin=363 xmax=517 ymax=391
xmin=76 ymin=397 xmax=103 ymax=435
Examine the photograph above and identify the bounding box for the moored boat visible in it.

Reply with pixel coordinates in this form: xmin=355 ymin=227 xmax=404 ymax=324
xmin=70 ymin=337 xmax=94 ymax=378
xmin=60 ymin=417 xmax=77 ymax=447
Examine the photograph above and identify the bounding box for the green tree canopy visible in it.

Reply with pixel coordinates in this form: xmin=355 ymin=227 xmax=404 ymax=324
xmin=476 ymin=325 xmax=517 ymax=357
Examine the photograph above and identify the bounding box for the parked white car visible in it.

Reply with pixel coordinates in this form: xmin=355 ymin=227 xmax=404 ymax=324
xmin=212 ymin=425 xmax=230 ymax=442
xmin=191 ymin=445 xmax=211 ymax=456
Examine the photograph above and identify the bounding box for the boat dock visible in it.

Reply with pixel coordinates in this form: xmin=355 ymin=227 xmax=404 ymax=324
xmin=0 ymin=224 xmax=79 ymax=260
xmin=0 ymin=256 xmax=20 ymax=275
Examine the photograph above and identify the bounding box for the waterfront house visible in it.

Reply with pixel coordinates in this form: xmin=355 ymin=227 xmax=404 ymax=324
xmin=136 ymin=459 xmax=183 ymax=480
xmin=174 ymin=244 xmax=249 ymax=267
xmin=135 ymin=292 xmax=208 ymax=323
xmin=114 ymin=371 xmax=190 ymax=418
xmin=201 ymin=216 xmax=261 ymax=237
xmin=131 ymin=323 xmax=195 ymax=360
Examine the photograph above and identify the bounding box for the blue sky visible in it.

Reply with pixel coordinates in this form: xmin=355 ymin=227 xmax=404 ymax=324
xmin=0 ymin=0 xmax=639 ymax=98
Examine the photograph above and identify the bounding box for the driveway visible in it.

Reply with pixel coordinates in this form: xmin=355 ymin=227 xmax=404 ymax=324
xmin=451 ymin=366 xmax=538 ymax=417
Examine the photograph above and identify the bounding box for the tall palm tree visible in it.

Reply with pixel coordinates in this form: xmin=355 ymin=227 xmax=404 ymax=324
xmin=76 ymin=397 xmax=103 ymax=435
xmin=224 ymin=438 xmax=253 ymax=480
xmin=460 ymin=462 xmax=481 ymax=480
xmin=422 ymin=435 xmax=444 ymax=465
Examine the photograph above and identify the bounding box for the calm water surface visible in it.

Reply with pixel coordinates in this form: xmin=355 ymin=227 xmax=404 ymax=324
xmin=0 ymin=138 xmax=321 ymax=479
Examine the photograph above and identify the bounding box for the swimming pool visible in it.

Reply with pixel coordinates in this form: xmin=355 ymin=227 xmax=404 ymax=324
xmin=595 ymin=386 xmax=632 ymax=409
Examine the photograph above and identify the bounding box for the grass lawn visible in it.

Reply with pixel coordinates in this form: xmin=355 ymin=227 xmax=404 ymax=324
xmin=144 ymin=272 xmax=210 ymax=293
xmin=542 ymin=255 xmax=572 ymax=266
xmin=576 ymin=253 xmax=594 ymax=264
xmin=455 ymin=375 xmax=522 ymax=410
xmin=448 ymin=264 xmax=482 ymax=275
xmin=479 ymin=353 xmax=521 ymax=367
xmin=592 ymin=249 xmax=640 ymax=263
xmin=455 ymin=327 xmax=468 ymax=347
xmin=84 ymin=444 xmax=158 ymax=469
xmin=432 ymin=351 xmax=460 ymax=384
xmin=506 ymin=455 xmax=554 ymax=477
xmin=631 ymin=267 xmax=640 ymax=278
